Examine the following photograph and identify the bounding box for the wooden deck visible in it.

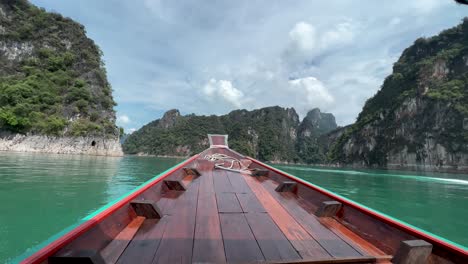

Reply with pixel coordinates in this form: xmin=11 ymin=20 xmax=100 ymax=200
xmin=25 ymin=142 xmax=468 ymax=264
xmin=104 ymin=151 xmax=389 ymax=264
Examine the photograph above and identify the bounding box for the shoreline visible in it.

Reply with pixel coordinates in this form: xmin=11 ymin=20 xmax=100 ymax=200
xmin=0 ymin=133 xmax=123 ymax=157
xmin=128 ymin=152 xmax=468 ymax=174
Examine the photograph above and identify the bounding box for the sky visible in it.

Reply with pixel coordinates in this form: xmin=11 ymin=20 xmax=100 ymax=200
xmin=30 ymin=0 xmax=467 ymax=132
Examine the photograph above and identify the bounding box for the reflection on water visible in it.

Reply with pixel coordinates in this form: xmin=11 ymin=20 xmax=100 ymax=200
xmin=0 ymin=152 xmax=182 ymax=263
xmin=275 ymin=165 xmax=468 ymax=249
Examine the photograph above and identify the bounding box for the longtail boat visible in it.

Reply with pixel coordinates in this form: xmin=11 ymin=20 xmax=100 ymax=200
xmin=20 ymin=135 xmax=467 ymax=264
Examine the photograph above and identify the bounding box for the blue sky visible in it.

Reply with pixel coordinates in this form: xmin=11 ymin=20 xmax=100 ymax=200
xmin=30 ymin=0 xmax=467 ymax=132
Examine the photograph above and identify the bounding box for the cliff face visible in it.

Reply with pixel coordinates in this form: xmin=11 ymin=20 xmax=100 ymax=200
xmin=0 ymin=0 xmax=122 ymax=156
xmin=296 ymin=108 xmax=338 ymax=163
xmin=330 ymin=19 xmax=468 ymax=171
xmin=123 ymin=106 xmax=337 ymax=163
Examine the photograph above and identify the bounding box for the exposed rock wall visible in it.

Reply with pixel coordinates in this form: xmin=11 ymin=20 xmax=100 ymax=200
xmin=0 ymin=133 xmax=123 ymax=156
xmin=330 ymin=19 xmax=468 ymax=172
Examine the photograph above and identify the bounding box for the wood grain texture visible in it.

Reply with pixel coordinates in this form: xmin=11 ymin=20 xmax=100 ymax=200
xmin=319 ymin=217 xmax=387 ymax=257
xmin=243 ymin=174 xmax=330 ymax=259
xmin=213 ymin=170 xmax=233 ymax=193
xmin=151 ymin=177 xmax=200 ymax=264
xmin=236 ymin=193 xmax=267 ymax=213
xmin=192 ymin=169 xmax=226 ymax=263
xmin=116 ymin=218 xmax=169 ymax=264
xmin=219 ymin=213 xmax=265 ymax=263
xmin=226 ymin=170 xmax=251 ymax=193
xmin=245 ymin=212 xmax=301 ymax=261
xmin=53 ymin=204 xmax=137 ymax=259
xmin=216 ymin=192 xmax=243 ymax=213
xmin=101 ymin=216 xmax=145 ymax=264
xmin=262 ymin=180 xmax=361 ymax=258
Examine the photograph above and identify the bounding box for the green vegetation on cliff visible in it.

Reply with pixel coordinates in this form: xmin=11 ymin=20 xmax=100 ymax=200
xmin=330 ymin=18 xmax=468 ymax=168
xmin=0 ymin=0 xmax=117 ymax=137
xmin=123 ymin=107 xmax=337 ymax=163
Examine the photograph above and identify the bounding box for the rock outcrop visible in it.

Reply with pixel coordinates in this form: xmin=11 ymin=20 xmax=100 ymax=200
xmin=296 ymin=108 xmax=338 ymax=163
xmin=330 ymin=19 xmax=468 ymax=172
xmin=0 ymin=0 xmax=122 ymax=156
xmin=123 ymin=106 xmax=336 ymax=163
xmin=0 ymin=133 xmax=122 ymax=156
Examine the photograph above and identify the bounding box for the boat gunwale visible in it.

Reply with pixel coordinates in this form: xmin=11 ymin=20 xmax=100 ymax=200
xmin=246 ymin=156 xmax=468 ymax=258
xmin=20 ymin=149 xmax=467 ymax=263
xmin=20 ymin=154 xmax=200 ymax=264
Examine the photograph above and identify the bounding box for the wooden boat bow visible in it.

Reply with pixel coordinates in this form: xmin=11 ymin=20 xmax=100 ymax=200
xmin=19 ymin=135 xmax=468 ymax=264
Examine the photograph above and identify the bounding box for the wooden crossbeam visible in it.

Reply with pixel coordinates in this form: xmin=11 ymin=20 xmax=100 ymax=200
xmin=49 ymin=250 xmax=105 ymax=264
xmin=393 ymin=240 xmax=432 ymax=264
xmin=183 ymin=167 xmax=201 ymax=176
xmin=250 ymin=168 xmax=269 ymax=177
xmin=130 ymin=200 xmax=162 ymax=219
xmin=164 ymin=180 xmax=187 ymax=191
xmin=315 ymin=201 xmax=342 ymax=217
xmin=275 ymin=181 xmax=298 ymax=192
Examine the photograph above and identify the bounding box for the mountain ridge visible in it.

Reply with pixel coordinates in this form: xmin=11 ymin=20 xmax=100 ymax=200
xmin=123 ymin=106 xmax=337 ymax=163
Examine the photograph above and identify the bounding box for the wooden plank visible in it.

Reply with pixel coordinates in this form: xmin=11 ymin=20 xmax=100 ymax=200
xmin=216 ymin=192 xmax=243 ymax=213
xmin=156 ymin=191 xmax=183 ymax=216
xmin=53 ymin=204 xmax=137 ymax=259
xmin=151 ymin=177 xmax=200 ymax=264
xmin=262 ymin=255 xmax=377 ymax=263
xmin=262 ymin=179 xmax=361 ymax=258
xmin=213 ymin=169 xmax=233 ymax=193
xmin=219 ymin=213 xmax=265 ymax=263
xmin=192 ymin=169 xmax=226 ymax=263
xmin=319 ymin=217 xmax=387 ymax=257
xmin=242 ymin=174 xmax=330 ymax=259
xmin=100 ymin=216 xmax=145 ymax=263
xmin=198 ymin=164 xmax=215 ymax=194
xmin=237 ymin=193 xmax=267 ymax=213
xmin=226 ymin=170 xmax=251 ymax=193
xmin=116 ymin=217 xmax=169 ymax=264
xmin=246 ymin=212 xmax=301 ymax=261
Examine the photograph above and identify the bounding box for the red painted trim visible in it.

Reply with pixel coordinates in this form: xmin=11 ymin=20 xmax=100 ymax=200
xmin=21 ymin=154 xmax=199 ymax=264
xmin=246 ymin=156 xmax=468 ymax=258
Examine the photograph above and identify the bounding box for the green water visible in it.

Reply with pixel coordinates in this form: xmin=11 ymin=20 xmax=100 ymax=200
xmin=0 ymin=152 xmax=182 ymax=263
xmin=0 ymin=152 xmax=467 ymax=263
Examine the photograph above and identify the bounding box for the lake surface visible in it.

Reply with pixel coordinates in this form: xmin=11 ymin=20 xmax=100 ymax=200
xmin=1 ymin=152 xmax=467 ymax=263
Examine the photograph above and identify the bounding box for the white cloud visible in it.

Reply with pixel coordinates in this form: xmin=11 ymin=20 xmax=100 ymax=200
xmin=117 ymin=114 xmax=131 ymax=125
xmin=321 ymin=21 xmax=356 ymax=47
xmin=202 ymin=79 xmax=245 ymax=108
xmin=284 ymin=20 xmax=358 ymax=65
xmin=129 ymin=128 xmax=137 ymax=133
xmin=288 ymin=77 xmax=334 ymax=116
xmin=289 ymin=21 xmax=316 ymax=52
xmin=40 ymin=0 xmax=465 ymax=129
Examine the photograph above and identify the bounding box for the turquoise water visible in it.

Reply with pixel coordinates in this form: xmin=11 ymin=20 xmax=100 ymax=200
xmin=0 ymin=152 xmax=467 ymax=263
xmin=0 ymin=152 xmax=182 ymax=263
